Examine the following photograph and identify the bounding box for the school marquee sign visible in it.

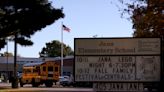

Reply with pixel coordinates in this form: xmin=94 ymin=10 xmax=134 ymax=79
xmin=74 ymin=38 xmax=161 ymax=82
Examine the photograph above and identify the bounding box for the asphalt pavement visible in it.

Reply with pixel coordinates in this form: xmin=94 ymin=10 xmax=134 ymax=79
xmin=0 ymin=82 xmax=94 ymax=92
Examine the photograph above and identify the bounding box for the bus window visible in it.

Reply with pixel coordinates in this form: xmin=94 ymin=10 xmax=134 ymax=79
xmin=55 ymin=67 xmax=58 ymax=72
xmin=33 ymin=68 xmax=37 ymax=73
xmin=23 ymin=69 xmax=32 ymax=73
xmin=48 ymin=66 xmax=53 ymax=71
xmin=43 ymin=66 xmax=46 ymax=71
xmin=36 ymin=66 xmax=40 ymax=75
xmin=48 ymin=74 xmax=53 ymax=77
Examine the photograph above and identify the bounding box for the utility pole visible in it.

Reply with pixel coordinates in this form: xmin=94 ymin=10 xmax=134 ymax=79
xmin=12 ymin=34 xmax=18 ymax=88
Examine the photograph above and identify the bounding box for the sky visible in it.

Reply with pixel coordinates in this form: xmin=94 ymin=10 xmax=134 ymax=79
xmin=0 ymin=0 xmax=133 ymax=57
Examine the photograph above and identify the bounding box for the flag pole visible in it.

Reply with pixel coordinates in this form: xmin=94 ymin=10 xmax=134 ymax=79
xmin=61 ymin=22 xmax=63 ymax=76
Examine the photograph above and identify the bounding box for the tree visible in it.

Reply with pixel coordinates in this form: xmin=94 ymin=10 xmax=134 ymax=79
xmin=0 ymin=0 xmax=64 ymax=49
xmin=118 ymin=0 xmax=164 ymax=37
xmin=39 ymin=40 xmax=74 ymax=57
xmin=132 ymin=0 xmax=164 ymax=37
xmin=117 ymin=0 xmax=164 ymax=91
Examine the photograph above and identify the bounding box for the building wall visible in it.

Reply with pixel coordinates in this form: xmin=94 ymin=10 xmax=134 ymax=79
xmin=0 ymin=57 xmax=43 ymax=72
xmin=0 ymin=56 xmax=74 ymax=78
xmin=0 ymin=56 xmax=44 ymax=79
xmin=17 ymin=57 xmax=43 ymax=72
xmin=0 ymin=63 xmax=14 ymax=71
xmin=55 ymin=57 xmax=74 ymax=76
xmin=63 ymin=66 xmax=73 ymax=76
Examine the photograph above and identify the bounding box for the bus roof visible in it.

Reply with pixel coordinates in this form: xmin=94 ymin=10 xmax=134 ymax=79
xmin=23 ymin=62 xmax=44 ymax=67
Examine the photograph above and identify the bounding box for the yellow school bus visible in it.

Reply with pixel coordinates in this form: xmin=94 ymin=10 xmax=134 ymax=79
xmin=20 ymin=61 xmax=60 ymax=87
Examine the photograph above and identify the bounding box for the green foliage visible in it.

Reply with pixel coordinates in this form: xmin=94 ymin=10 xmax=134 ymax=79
xmin=0 ymin=0 xmax=64 ymax=49
xmin=39 ymin=40 xmax=74 ymax=57
xmin=0 ymin=39 xmax=6 ymax=48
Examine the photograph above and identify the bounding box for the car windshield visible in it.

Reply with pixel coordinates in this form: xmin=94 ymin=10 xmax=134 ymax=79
xmin=59 ymin=76 xmax=70 ymax=81
xmin=59 ymin=77 xmax=65 ymax=80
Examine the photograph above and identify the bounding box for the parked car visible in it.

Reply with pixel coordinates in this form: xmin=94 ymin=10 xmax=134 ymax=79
xmin=17 ymin=72 xmax=22 ymax=79
xmin=59 ymin=76 xmax=73 ymax=86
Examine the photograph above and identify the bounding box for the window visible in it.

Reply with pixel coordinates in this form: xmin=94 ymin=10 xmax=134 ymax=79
xmin=23 ymin=69 xmax=32 ymax=73
xmin=43 ymin=66 xmax=46 ymax=71
xmin=34 ymin=66 xmax=40 ymax=74
xmin=55 ymin=67 xmax=58 ymax=72
xmin=48 ymin=74 xmax=53 ymax=77
xmin=67 ymin=72 xmax=71 ymax=76
xmin=33 ymin=68 xmax=37 ymax=72
xmin=37 ymin=66 xmax=40 ymax=75
xmin=63 ymin=72 xmax=66 ymax=75
xmin=48 ymin=66 xmax=53 ymax=71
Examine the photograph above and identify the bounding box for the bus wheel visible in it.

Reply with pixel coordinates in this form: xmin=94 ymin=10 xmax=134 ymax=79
xmin=32 ymin=78 xmax=39 ymax=87
xmin=20 ymin=82 xmax=24 ymax=87
xmin=45 ymin=81 xmax=53 ymax=87
xmin=32 ymin=83 xmax=39 ymax=87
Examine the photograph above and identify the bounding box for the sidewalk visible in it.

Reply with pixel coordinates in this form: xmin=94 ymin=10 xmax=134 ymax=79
xmin=0 ymin=82 xmax=14 ymax=91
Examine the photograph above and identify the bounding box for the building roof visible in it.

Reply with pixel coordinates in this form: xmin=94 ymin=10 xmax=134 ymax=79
xmin=0 ymin=56 xmax=74 ymax=64
xmin=0 ymin=57 xmax=43 ymax=63
xmin=44 ymin=56 xmax=74 ymax=61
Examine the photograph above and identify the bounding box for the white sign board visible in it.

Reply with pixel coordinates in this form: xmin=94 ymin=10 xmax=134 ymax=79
xmin=75 ymin=38 xmax=160 ymax=55
xmin=74 ymin=38 xmax=161 ymax=82
xmin=75 ymin=56 xmax=160 ymax=82
xmin=93 ymin=83 xmax=144 ymax=92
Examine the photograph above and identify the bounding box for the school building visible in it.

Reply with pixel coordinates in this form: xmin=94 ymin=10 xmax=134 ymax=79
xmin=0 ymin=56 xmax=74 ymax=81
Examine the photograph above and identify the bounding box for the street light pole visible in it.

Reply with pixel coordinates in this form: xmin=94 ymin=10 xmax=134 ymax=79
xmin=6 ymin=38 xmax=8 ymax=82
